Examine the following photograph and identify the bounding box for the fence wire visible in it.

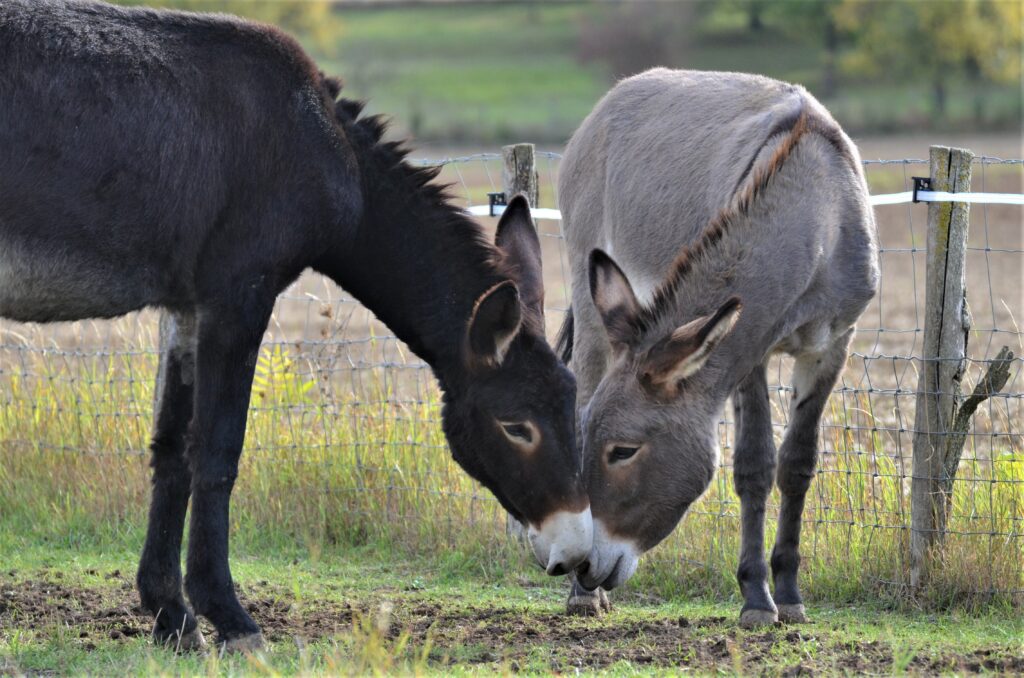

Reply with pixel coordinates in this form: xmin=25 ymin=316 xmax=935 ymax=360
xmin=0 ymin=151 xmax=1020 ymax=602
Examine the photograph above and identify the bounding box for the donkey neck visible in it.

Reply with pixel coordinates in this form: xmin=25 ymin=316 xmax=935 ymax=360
xmin=318 ymin=156 xmax=504 ymax=388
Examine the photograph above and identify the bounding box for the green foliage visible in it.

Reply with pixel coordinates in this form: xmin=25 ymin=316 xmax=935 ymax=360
xmin=834 ymin=0 xmax=1022 ymax=115
xmin=106 ymin=0 xmax=339 ymax=51
xmin=252 ymin=344 xmax=315 ymax=406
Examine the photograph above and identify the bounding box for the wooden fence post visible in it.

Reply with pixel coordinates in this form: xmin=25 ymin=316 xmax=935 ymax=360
xmin=502 ymin=143 xmax=539 ymax=208
xmin=501 ymin=143 xmax=538 ymax=545
xmin=909 ymin=145 xmax=973 ymax=588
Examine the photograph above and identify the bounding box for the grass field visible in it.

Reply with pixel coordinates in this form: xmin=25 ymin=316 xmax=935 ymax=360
xmin=308 ymin=3 xmax=1022 ymax=144
xmin=1 ymin=149 xmax=1021 ymax=673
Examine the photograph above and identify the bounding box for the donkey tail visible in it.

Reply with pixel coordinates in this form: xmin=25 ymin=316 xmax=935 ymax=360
xmin=554 ymin=307 xmax=574 ymax=365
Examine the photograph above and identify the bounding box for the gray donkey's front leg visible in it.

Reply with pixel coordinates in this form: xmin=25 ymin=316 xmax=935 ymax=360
xmin=771 ymin=331 xmax=852 ymax=623
xmin=566 ymin=573 xmax=611 ymax=615
xmin=732 ymin=366 xmax=779 ymax=627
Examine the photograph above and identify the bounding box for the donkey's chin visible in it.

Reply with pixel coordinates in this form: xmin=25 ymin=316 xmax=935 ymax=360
xmin=577 ymin=520 xmax=640 ymax=590
xmin=527 ymin=506 xmax=594 ymax=576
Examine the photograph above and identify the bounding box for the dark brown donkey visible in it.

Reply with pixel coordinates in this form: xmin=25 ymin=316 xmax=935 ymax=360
xmin=0 ymin=0 xmax=591 ymax=651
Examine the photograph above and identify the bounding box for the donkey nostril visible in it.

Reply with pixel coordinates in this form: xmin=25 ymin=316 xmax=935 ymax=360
xmin=547 ymin=562 xmax=569 ymax=577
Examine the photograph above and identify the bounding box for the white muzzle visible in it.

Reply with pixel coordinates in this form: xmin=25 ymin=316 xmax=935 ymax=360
xmin=527 ymin=507 xmax=594 ymax=575
xmin=576 ymin=518 xmax=640 ymax=590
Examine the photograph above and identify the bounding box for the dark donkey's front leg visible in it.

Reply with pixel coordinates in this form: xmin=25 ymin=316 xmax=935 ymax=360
xmin=183 ymin=297 xmax=274 ymax=651
xmin=771 ymin=330 xmax=851 ymax=623
xmin=137 ymin=312 xmax=204 ymax=650
xmin=732 ymin=365 xmax=779 ymax=628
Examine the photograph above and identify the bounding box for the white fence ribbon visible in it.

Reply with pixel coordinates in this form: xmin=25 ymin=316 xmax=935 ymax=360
xmin=465 ymin=205 xmax=564 ymax=220
xmin=466 ymin=190 xmax=1024 ymax=221
xmin=869 ymin=191 xmax=1024 ymax=206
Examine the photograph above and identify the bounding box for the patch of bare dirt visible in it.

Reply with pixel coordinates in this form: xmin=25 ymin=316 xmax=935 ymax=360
xmin=2 ymin=570 xmax=1021 ymax=675
xmin=0 ymin=569 xmax=354 ymax=646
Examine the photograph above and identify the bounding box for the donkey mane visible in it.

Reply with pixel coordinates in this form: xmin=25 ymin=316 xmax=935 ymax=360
xmin=315 ymin=74 xmax=510 ymax=294
xmin=631 ymin=103 xmax=852 ymax=337
xmin=319 ymin=75 xmax=450 ymax=208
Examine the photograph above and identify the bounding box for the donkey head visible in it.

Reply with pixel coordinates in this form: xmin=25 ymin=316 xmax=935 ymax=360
xmin=442 ymin=196 xmax=591 ymax=576
xmin=575 ymin=250 xmax=741 ymax=590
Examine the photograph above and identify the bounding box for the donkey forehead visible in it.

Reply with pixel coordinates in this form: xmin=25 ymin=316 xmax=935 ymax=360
xmin=585 ymin=384 xmax=665 ymax=441
xmin=589 ymin=358 xmax=653 ymax=406
xmin=476 ymin=350 xmax=575 ymax=406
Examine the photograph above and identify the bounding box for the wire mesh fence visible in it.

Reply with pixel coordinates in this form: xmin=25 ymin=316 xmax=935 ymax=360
xmin=0 ymin=150 xmax=1020 ymax=604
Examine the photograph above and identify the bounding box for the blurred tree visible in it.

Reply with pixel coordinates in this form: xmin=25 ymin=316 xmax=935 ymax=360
xmin=695 ymin=1 xmax=847 ymax=97
xmin=108 ymin=0 xmax=339 ymax=53
xmin=576 ymin=2 xmax=695 ymax=80
xmin=835 ymin=0 xmax=1022 ymax=118
xmin=710 ymin=0 xmax=769 ymax=32
xmin=770 ymin=1 xmax=844 ymax=97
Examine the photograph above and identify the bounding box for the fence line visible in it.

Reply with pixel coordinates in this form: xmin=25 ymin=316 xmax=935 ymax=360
xmin=1 ymin=145 xmax=1021 ymax=603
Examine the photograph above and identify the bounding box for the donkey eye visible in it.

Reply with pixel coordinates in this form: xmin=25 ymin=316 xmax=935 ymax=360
xmin=609 ymin=445 xmax=640 ymax=463
xmin=500 ymin=421 xmax=534 ymax=445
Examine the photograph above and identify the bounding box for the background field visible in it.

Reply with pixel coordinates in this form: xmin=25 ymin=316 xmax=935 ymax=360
xmin=316 ymin=2 xmax=1022 ymax=143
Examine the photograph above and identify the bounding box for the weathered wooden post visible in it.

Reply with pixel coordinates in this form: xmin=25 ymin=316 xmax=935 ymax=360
xmin=908 ymin=146 xmax=1016 ymax=589
xmin=502 ymin=143 xmax=539 ymax=209
xmin=502 ymin=143 xmax=538 ymax=544
xmin=909 ymin=146 xmax=973 ymax=587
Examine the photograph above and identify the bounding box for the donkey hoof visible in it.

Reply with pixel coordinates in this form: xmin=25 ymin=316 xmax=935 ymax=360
xmin=777 ymin=604 xmax=808 ymax=624
xmin=221 ymin=632 xmax=266 ymax=654
xmin=739 ymin=608 xmax=779 ymax=629
xmin=157 ymin=626 xmax=207 ymax=653
xmin=567 ymin=591 xmax=606 ymax=616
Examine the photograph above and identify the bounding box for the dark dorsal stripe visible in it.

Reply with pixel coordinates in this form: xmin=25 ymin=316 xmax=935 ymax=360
xmin=631 ymin=100 xmax=855 ymax=338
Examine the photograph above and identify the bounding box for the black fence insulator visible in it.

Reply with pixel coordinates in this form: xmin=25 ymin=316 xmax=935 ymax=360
xmin=912 ymin=176 xmax=932 ymax=203
xmin=487 ymin=192 xmax=507 ymax=217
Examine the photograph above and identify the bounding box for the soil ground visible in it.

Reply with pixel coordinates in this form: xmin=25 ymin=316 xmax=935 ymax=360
xmin=1 ymin=546 xmax=1021 ymax=676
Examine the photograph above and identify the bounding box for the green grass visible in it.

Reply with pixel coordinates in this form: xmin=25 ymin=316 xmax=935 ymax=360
xmin=312 ymin=3 xmax=610 ymax=144
xmin=2 ymin=540 xmax=1022 ymax=676
xmin=294 ymin=3 xmax=1022 ymax=144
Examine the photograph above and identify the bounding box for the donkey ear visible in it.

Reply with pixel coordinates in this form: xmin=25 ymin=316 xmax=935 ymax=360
xmin=495 ymin=194 xmax=544 ymax=325
xmin=589 ymin=249 xmax=641 ymax=351
xmin=641 ymin=297 xmax=742 ymax=396
xmin=466 ymin=281 xmax=523 ymax=369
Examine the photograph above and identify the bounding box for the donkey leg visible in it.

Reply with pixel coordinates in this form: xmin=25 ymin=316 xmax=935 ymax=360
xmin=771 ymin=331 xmax=851 ymax=624
xmin=565 ymin=297 xmax=611 ymax=616
xmin=183 ymin=302 xmax=272 ymax=651
xmin=732 ymin=366 xmax=779 ymax=628
xmin=136 ymin=312 xmax=206 ymax=651
xmin=566 ymin=572 xmax=612 ymax=616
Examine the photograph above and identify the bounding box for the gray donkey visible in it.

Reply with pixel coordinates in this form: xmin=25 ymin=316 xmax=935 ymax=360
xmin=556 ymin=69 xmax=879 ymax=626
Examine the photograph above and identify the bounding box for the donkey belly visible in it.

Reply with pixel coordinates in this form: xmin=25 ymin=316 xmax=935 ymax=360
xmin=0 ymin=235 xmax=156 ymax=323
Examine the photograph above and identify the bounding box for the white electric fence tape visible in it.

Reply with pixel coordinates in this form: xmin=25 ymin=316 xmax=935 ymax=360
xmin=466 ymin=205 xmax=564 ymax=220
xmin=468 ymin=191 xmax=1024 ymax=221
xmin=869 ymin=190 xmax=1024 ymax=206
